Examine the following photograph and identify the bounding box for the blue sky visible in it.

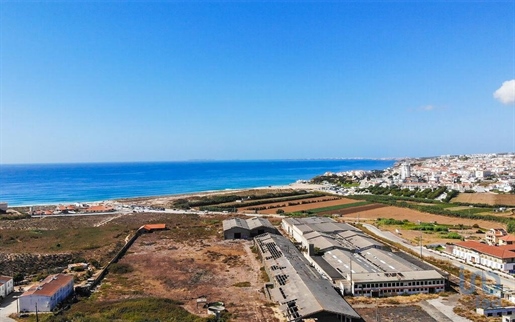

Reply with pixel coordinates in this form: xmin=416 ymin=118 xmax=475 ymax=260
xmin=1 ymin=1 xmax=514 ymax=164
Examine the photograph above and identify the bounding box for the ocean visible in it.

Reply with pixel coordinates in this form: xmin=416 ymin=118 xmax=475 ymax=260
xmin=0 ymin=159 xmax=396 ymax=206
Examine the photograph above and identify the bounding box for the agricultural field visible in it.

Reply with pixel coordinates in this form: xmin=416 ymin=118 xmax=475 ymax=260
xmin=341 ymin=206 xmax=505 ymax=230
xmin=248 ymin=197 xmax=366 ymax=214
xmin=453 ymin=193 xmax=515 ymax=206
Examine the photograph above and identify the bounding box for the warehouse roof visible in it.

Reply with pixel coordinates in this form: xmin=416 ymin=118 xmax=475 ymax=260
xmin=222 ymin=217 xmax=274 ymax=231
xmin=255 ymin=233 xmax=361 ymax=320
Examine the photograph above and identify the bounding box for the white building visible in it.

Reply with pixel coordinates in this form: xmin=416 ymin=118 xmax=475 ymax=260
xmin=18 ymin=274 xmax=74 ymax=312
xmin=282 ymin=217 xmax=445 ymax=297
xmin=452 ymin=241 xmax=515 ymax=273
xmin=401 ymin=163 xmax=411 ymax=180
xmin=0 ymin=202 xmax=7 ymax=213
xmin=0 ymin=275 xmax=14 ymax=299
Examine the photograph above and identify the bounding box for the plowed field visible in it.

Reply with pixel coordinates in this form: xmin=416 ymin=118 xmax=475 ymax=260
xmin=453 ymin=193 xmax=515 ymax=206
xmin=342 ymin=206 xmax=504 ymax=230
xmin=248 ymin=197 xmax=362 ymax=214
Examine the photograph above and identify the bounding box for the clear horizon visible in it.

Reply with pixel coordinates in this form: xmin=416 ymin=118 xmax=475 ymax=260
xmin=1 ymin=2 xmax=515 ymax=164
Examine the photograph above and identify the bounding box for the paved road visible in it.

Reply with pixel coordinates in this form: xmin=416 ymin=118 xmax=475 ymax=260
xmin=0 ymin=292 xmax=21 ymax=322
xmin=362 ymin=223 xmax=515 ymax=290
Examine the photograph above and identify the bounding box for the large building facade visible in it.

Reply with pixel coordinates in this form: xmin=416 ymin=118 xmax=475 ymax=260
xmin=282 ymin=217 xmax=446 ymax=297
xmin=452 ymin=241 xmax=515 ymax=273
xmin=18 ymin=274 xmax=74 ymax=312
xmin=223 ymin=217 xmax=278 ymax=239
xmin=255 ymin=233 xmax=363 ymax=322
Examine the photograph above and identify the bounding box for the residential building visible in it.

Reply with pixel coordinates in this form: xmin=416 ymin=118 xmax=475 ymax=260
xmin=0 ymin=275 xmax=14 ymax=299
xmin=0 ymin=202 xmax=7 ymax=213
xmin=499 ymin=235 xmax=515 ymax=246
xmin=486 ymin=228 xmax=508 ymax=245
xmin=18 ymin=274 xmax=74 ymax=312
xmin=452 ymin=241 xmax=515 ymax=273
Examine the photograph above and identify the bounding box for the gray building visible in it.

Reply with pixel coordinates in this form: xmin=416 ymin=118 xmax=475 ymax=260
xmin=255 ymin=233 xmax=363 ymax=322
xmin=222 ymin=217 xmax=278 ymax=239
xmin=282 ymin=216 xmax=446 ymax=297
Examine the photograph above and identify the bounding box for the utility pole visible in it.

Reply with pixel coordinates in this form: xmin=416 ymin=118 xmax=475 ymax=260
xmin=420 ymin=229 xmax=423 ymax=258
xmin=35 ymin=302 xmax=39 ymax=322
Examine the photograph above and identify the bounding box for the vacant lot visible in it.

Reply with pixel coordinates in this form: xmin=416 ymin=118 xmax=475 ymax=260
xmin=454 ymin=193 xmax=515 ymax=206
xmin=356 ymin=305 xmax=437 ymax=322
xmin=96 ymin=229 xmax=280 ymax=321
xmin=253 ymin=197 xmax=361 ymax=214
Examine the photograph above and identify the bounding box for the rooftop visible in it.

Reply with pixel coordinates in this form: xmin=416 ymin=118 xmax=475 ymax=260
xmin=455 ymin=241 xmax=515 ymax=259
xmin=21 ymin=274 xmax=73 ymax=297
xmin=255 ymin=233 xmax=361 ymax=320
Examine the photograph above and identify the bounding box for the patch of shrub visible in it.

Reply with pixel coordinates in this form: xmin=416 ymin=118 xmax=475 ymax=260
xmin=109 ymin=263 xmax=133 ymax=274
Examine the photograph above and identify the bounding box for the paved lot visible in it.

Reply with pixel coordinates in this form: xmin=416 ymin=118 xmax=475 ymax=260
xmin=0 ymin=291 xmax=22 ymax=322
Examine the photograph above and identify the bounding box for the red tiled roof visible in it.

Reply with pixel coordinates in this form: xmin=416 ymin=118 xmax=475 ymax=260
xmin=21 ymin=274 xmax=73 ymax=297
xmin=85 ymin=205 xmax=113 ymax=212
xmin=499 ymin=235 xmax=515 ymax=241
xmin=141 ymin=224 xmax=166 ymax=231
xmin=455 ymin=241 xmax=515 ymax=259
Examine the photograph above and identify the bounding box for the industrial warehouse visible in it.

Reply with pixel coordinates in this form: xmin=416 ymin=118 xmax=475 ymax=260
xmin=222 ymin=217 xmax=278 ymax=239
xmin=254 ymin=233 xmax=363 ymax=322
xmin=281 ymin=217 xmax=447 ymax=297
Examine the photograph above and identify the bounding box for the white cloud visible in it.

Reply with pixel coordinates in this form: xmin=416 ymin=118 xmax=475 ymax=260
xmin=494 ymin=79 xmax=515 ymax=105
xmin=421 ymin=105 xmax=435 ymax=111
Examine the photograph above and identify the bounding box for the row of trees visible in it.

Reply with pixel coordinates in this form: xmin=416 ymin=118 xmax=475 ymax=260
xmin=357 ymin=185 xmax=449 ymax=200
xmin=174 ymin=190 xmax=310 ymax=209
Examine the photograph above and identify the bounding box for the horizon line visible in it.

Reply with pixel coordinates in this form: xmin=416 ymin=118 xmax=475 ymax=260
xmin=0 ymin=157 xmax=404 ymax=166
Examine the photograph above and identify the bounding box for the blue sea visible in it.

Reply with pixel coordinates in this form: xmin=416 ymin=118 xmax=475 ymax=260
xmin=0 ymin=160 xmax=395 ymax=206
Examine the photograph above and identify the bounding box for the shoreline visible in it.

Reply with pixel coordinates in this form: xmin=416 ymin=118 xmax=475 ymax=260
xmin=10 ymin=182 xmax=326 ymax=209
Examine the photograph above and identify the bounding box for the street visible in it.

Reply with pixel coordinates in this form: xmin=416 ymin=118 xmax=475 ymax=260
xmin=362 ymin=223 xmax=515 ymax=290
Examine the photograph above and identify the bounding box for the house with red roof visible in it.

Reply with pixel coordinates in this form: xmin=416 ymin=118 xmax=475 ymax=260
xmin=18 ymin=274 xmax=74 ymax=312
xmin=486 ymin=228 xmax=508 ymax=245
xmin=499 ymin=235 xmax=515 ymax=246
xmin=84 ymin=205 xmax=115 ymax=213
xmin=452 ymin=241 xmax=515 ymax=273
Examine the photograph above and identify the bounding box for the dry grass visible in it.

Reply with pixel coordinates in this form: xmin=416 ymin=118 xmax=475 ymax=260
xmin=453 ymin=193 xmax=515 ymax=206
xmin=346 ymin=293 xmax=440 ymax=306
xmin=95 ymin=230 xmax=280 ymax=322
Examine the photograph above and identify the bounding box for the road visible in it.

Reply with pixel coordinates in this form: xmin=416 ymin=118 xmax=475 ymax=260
xmin=362 ymin=223 xmax=515 ymax=290
xmin=0 ymin=291 xmax=21 ymax=322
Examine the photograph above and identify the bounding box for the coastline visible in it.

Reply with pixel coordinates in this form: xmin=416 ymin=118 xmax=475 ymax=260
xmin=11 ymin=182 xmax=326 ymax=208
xmin=3 ymin=159 xmax=395 ymax=207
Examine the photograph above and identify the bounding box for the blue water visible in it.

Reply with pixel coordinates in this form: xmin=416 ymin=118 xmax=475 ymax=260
xmin=0 ymin=160 xmax=395 ymax=206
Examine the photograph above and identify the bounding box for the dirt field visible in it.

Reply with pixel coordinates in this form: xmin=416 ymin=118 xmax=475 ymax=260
xmin=318 ymin=203 xmax=386 ymax=216
xmin=96 ymin=228 xmax=280 ymax=321
xmin=356 ymin=305 xmax=437 ymax=322
xmin=454 ymin=193 xmax=515 ymax=206
xmin=252 ymin=197 xmax=362 ymax=214
xmin=340 ymin=206 xmax=505 ymax=230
